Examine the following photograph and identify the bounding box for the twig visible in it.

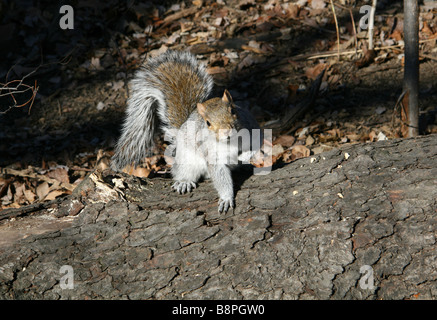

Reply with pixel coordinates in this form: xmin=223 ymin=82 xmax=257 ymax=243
xmin=0 ymin=81 xmax=34 ymax=96
xmin=158 ymin=6 xmax=199 ymax=30
xmin=349 ymin=6 xmax=358 ymax=55
xmin=0 ymin=79 xmax=39 ymax=115
xmin=419 ymin=53 xmax=437 ymax=62
xmin=291 ymin=39 xmax=436 ymax=61
xmin=392 ymin=89 xmax=408 ymax=131
xmin=0 ymin=196 xmax=66 ymax=221
xmin=1 ymin=49 xmax=73 ymax=115
xmin=329 ymin=0 xmax=341 ymax=60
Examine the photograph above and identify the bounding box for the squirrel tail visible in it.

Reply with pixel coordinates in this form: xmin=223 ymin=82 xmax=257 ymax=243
xmin=111 ymin=75 xmax=158 ymax=171
xmin=111 ymin=50 xmax=213 ymax=171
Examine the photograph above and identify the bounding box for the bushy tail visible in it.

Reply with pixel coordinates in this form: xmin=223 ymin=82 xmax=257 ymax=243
xmin=111 ymin=77 xmax=162 ymax=171
xmin=111 ymin=50 xmax=213 ymax=171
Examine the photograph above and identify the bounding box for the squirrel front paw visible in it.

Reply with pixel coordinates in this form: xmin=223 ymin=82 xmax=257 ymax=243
xmin=172 ymin=181 xmax=197 ymax=194
xmin=218 ymin=197 xmax=234 ymax=213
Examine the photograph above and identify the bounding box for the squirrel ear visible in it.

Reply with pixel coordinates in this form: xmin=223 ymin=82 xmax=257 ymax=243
xmin=197 ymin=103 xmax=207 ymax=118
xmin=222 ymin=89 xmax=233 ymax=104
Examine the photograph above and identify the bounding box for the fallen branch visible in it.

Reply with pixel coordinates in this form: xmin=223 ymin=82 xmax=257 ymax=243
xmin=290 ymin=37 xmax=437 ymax=61
xmin=158 ymin=6 xmax=199 ymax=30
xmin=0 ymin=197 xmax=65 ymax=221
xmin=1 ymin=134 xmax=436 ymax=299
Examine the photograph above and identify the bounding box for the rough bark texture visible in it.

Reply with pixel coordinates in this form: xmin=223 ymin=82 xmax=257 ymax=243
xmin=0 ymin=135 xmax=436 ymax=300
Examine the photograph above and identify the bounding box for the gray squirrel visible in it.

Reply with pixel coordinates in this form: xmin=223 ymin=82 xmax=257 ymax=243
xmin=111 ymin=50 xmax=262 ymax=212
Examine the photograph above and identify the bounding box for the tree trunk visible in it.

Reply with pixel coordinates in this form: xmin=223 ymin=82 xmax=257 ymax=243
xmin=0 ymin=135 xmax=436 ymax=299
xmin=403 ymin=0 xmax=420 ymax=137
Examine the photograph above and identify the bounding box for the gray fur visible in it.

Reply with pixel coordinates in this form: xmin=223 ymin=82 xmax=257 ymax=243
xmin=111 ymin=50 xmax=213 ymax=171
xmin=111 ymin=50 xmax=261 ymax=212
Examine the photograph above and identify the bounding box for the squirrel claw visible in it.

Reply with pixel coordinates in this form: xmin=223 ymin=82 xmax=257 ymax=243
xmin=218 ymin=198 xmax=234 ymax=213
xmin=172 ymin=181 xmax=196 ymax=194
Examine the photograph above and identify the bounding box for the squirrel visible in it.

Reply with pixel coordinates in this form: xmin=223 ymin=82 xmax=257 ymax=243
xmin=111 ymin=50 xmax=262 ymax=212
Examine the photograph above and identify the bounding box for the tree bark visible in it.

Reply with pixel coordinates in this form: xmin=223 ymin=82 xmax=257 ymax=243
xmin=0 ymin=135 xmax=436 ymax=299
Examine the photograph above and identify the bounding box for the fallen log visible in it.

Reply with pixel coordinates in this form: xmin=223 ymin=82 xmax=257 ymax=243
xmin=0 ymin=134 xmax=436 ymax=299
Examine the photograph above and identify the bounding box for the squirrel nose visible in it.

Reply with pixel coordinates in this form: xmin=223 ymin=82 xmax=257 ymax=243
xmin=218 ymin=129 xmax=233 ymax=140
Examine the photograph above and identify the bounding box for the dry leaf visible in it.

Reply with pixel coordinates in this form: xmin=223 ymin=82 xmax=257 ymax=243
xmin=96 ymin=149 xmax=111 ymax=171
xmin=47 ymin=167 xmax=70 ymax=184
xmin=422 ymin=21 xmax=434 ymax=37
xmin=23 ymin=188 xmax=36 ymax=203
xmin=355 ymin=49 xmax=376 ymax=69
xmin=132 ymin=167 xmax=152 ymax=178
xmin=207 ymin=66 xmax=227 ymax=74
xmin=271 ymin=144 xmax=285 ymax=158
xmin=318 ymin=130 xmax=339 ymax=143
xmin=37 ymin=182 xmax=50 ymax=200
xmin=192 ymin=0 xmax=203 ymax=7
xmin=369 ymin=131 xmax=378 ymax=142
xmin=286 ymin=3 xmax=300 ymax=19
xmin=251 ymin=149 xmax=273 ymax=168
xmin=306 ymin=63 xmax=327 ymax=80
xmin=305 ymin=135 xmax=315 ymax=146
xmin=5 ymin=202 xmax=20 ymax=209
xmin=312 ymin=145 xmax=333 ymax=154
xmin=181 ymin=21 xmax=194 ymax=33
xmin=291 ymin=145 xmax=310 ymax=160
xmin=346 ymin=134 xmax=361 ymax=142
xmin=281 ymin=150 xmax=294 ymax=163
xmin=377 ymin=132 xmax=388 ymax=141
xmin=44 ymin=189 xmax=65 ymax=201
xmin=14 ymin=183 xmax=25 ymax=202
xmin=238 ymin=55 xmax=255 ymax=71
xmin=241 ymin=45 xmax=266 ymax=54
xmin=5 ymin=184 xmax=13 ymax=202
xmin=251 ymin=138 xmax=275 ymax=167
xmin=311 ymin=0 xmax=326 ymax=10
xmin=90 ymin=57 xmax=103 ymax=70
xmin=0 ymin=178 xmax=11 ymax=198
xmin=273 ymin=135 xmax=295 ymax=148
xmin=390 ymin=30 xmax=403 ymax=41
xmin=123 ymin=165 xmax=152 ymax=178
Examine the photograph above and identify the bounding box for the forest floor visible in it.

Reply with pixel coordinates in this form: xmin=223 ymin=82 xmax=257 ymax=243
xmin=1 ymin=0 xmax=437 ymax=210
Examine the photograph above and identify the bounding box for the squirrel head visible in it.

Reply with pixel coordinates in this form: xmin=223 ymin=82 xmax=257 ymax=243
xmin=197 ymin=90 xmax=238 ymax=141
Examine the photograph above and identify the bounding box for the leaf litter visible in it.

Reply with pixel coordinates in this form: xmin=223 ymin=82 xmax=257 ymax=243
xmin=1 ymin=0 xmax=437 ymax=210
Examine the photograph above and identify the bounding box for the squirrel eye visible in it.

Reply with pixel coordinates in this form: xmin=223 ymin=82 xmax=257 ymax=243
xmin=206 ymin=120 xmax=211 ymax=127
